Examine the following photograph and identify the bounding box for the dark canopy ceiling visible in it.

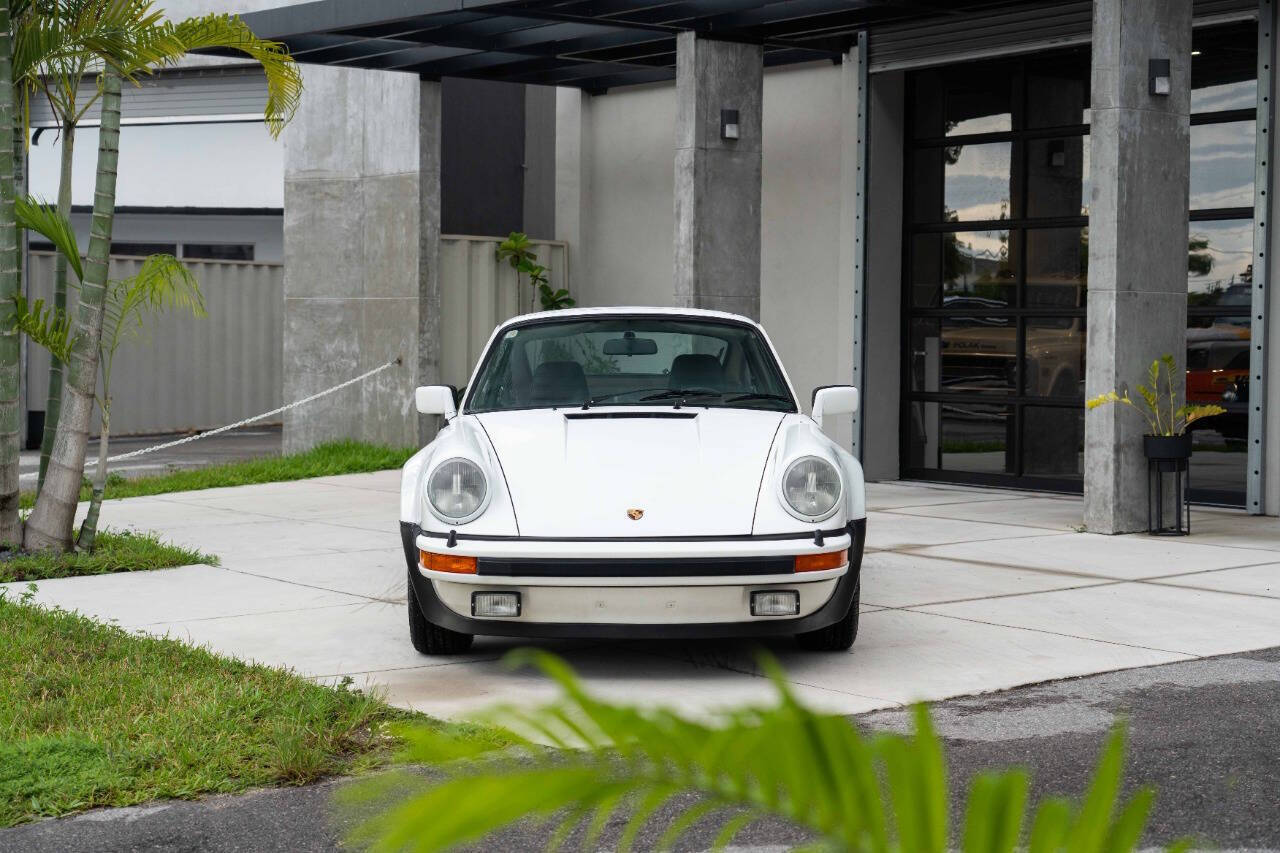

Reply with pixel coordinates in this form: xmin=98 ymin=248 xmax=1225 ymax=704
xmin=237 ymin=0 xmax=1009 ymax=92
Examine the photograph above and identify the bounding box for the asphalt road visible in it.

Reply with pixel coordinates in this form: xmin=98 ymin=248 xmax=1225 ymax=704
xmin=3 ymin=646 xmax=1277 ymax=852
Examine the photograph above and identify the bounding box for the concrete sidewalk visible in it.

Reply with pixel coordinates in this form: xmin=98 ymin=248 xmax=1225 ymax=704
xmin=7 ymin=473 xmax=1280 ymax=719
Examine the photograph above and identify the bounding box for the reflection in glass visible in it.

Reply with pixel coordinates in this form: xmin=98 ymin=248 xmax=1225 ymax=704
xmin=908 ymin=402 xmax=1013 ymax=474
xmin=1026 ymin=137 xmax=1089 ymax=218
xmin=1190 ymin=121 xmax=1255 ymax=209
xmin=1191 ymin=21 xmax=1258 ymax=114
xmin=1023 ymin=407 xmax=1083 ymax=477
xmin=1025 ymin=52 xmax=1090 ymax=127
xmin=1026 ymin=228 xmax=1088 ymax=309
xmin=1187 ymin=219 xmax=1253 ymax=303
xmin=911 ymin=318 xmax=1017 ymax=396
xmin=912 ymin=143 xmax=1013 ymax=223
xmin=1023 ymin=317 xmax=1086 ymax=398
xmin=912 ymin=64 xmax=1013 ymax=138
xmin=912 ymin=230 xmax=1016 ymax=308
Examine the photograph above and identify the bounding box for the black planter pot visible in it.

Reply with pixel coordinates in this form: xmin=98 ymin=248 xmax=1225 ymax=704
xmin=1143 ymin=433 xmax=1193 ymax=460
xmin=1144 ymin=434 xmax=1192 ymax=535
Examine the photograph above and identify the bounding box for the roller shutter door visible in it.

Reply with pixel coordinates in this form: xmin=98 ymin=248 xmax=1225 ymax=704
xmin=868 ymin=0 xmax=1258 ymax=73
xmin=29 ymin=66 xmax=268 ymax=128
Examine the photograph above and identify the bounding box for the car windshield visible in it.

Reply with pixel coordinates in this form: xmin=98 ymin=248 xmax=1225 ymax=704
xmin=465 ymin=316 xmax=797 ymax=414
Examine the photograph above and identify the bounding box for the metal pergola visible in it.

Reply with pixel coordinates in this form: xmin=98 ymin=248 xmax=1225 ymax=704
xmin=237 ymin=0 xmax=1002 ymax=92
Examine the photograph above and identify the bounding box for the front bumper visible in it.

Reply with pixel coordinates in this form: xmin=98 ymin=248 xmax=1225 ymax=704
xmin=400 ymin=519 xmax=866 ymax=640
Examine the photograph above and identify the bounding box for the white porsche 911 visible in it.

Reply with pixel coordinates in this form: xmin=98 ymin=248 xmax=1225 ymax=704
xmin=400 ymin=307 xmax=866 ymax=653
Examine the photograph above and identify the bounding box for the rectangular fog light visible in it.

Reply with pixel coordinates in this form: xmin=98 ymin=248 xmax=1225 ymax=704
xmin=472 ymin=591 xmax=521 ymax=618
xmin=751 ymin=590 xmax=800 ymax=617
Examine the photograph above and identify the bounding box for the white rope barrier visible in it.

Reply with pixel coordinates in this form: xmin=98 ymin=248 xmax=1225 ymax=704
xmin=19 ymin=356 xmax=403 ymax=479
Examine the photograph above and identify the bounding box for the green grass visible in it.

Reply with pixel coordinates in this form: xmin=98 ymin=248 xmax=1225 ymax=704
xmin=20 ymin=440 xmax=416 ymax=510
xmin=0 ymin=529 xmax=216 ymax=583
xmin=0 ymin=595 xmax=508 ymax=827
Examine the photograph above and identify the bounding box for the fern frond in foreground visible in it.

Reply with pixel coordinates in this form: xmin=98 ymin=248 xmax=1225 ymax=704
xmin=352 ymin=650 xmax=1192 ymax=852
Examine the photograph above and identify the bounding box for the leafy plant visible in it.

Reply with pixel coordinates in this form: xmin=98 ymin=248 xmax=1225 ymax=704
xmin=1086 ymin=354 xmax=1224 ymax=437
xmin=497 ymin=231 xmax=574 ymax=311
xmin=351 ymin=651 xmax=1182 ymax=852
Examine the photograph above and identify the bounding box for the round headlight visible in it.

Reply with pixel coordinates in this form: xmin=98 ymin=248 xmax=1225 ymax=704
xmin=781 ymin=456 xmax=841 ymax=521
xmin=426 ymin=457 xmax=488 ymax=522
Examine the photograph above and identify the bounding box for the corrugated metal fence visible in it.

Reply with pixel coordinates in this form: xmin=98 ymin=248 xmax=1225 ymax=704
xmin=26 ymin=251 xmax=284 ymax=436
xmin=439 ymin=236 xmax=569 ymax=389
xmin=24 ymin=236 xmax=568 ymax=436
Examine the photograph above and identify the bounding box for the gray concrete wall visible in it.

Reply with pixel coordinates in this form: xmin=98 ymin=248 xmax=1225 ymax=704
xmin=861 ymin=71 xmax=906 ymax=482
xmin=281 ymin=65 xmax=421 ymax=452
xmin=524 ymin=85 xmax=557 ymax=241
xmin=673 ymin=33 xmax=765 ymax=319
xmin=1084 ymin=0 xmax=1193 ymax=533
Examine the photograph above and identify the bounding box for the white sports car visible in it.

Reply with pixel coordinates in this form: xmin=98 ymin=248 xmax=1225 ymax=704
xmin=400 ymin=307 xmax=866 ymax=653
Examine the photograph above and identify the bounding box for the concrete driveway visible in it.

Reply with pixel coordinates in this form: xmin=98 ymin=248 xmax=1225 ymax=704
xmin=10 ymin=472 xmax=1280 ymax=719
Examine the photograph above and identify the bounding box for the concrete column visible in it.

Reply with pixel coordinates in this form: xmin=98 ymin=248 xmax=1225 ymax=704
xmin=1084 ymin=0 xmax=1192 ymax=533
xmin=418 ymin=79 xmax=443 ymax=443
xmin=282 ymin=66 xmax=422 ymax=452
xmin=554 ymin=87 xmax=592 ymax=300
xmin=673 ymin=33 xmax=764 ymax=319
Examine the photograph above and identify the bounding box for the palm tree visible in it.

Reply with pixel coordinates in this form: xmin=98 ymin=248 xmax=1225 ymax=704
xmin=20 ymin=4 xmax=300 ymax=552
xmin=0 ymin=0 xmax=19 ymax=545
xmin=79 ymin=253 xmax=204 ymax=549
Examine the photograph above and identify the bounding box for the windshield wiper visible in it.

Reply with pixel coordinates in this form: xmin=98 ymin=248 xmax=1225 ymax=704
xmin=584 ymin=387 xmax=674 ymax=408
xmin=638 ymin=388 xmax=722 ymax=409
xmin=723 ymin=392 xmax=792 ymax=405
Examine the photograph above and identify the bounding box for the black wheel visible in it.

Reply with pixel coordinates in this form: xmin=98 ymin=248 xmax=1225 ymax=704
xmin=408 ymin=579 xmax=474 ymax=655
xmin=795 ymin=581 xmax=859 ymax=651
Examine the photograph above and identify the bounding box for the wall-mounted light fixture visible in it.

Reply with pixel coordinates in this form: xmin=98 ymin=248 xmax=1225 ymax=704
xmin=1149 ymin=59 xmax=1171 ymax=96
xmin=720 ymin=108 xmax=740 ymax=140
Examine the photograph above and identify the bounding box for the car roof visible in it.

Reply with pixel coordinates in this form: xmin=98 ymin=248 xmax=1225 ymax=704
xmin=497 ymin=306 xmax=763 ymax=330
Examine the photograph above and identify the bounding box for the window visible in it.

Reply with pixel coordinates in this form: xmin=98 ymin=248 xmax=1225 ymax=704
xmin=465 ymin=317 xmax=797 ymax=414
xmin=1186 ymin=21 xmax=1258 ymax=505
xmin=182 ymin=243 xmax=255 ymax=261
xmin=902 ymin=21 xmax=1259 ymax=505
xmin=904 ymin=49 xmax=1089 ymax=488
xmin=110 ymin=242 xmax=177 ymax=257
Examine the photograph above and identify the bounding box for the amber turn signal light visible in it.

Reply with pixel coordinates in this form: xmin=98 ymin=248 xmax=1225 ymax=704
xmin=794 ymin=549 xmax=848 ymax=573
xmin=420 ymin=550 xmax=477 ymax=574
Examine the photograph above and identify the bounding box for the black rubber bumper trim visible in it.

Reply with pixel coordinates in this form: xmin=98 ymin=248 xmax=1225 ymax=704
xmin=401 ymin=518 xmax=866 ymax=640
xmin=477 ymin=556 xmax=796 ymax=578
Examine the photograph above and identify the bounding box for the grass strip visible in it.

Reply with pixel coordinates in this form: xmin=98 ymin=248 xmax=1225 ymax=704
xmin=0 ymin=529 xmax=215 ymax=583
xmin=19 ymin=440 xmax=416 ymax=509
xmin=0 ymin=595 xmax=507 ymax=827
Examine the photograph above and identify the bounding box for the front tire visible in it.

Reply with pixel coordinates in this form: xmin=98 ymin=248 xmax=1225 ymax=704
xmin=408 ymin=578 xmax=474 ymax=654
xmin=795 ymin=580 xmax=859 ymax=651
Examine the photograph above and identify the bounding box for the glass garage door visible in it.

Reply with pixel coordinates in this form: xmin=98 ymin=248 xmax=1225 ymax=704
xmin=900 ymin=21 xmax=1258 ymax=505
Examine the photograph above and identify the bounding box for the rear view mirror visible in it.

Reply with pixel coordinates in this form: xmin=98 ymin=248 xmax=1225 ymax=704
xmin=415 ymin=385 xmax=458 ymax=420
xmin=603 ymin=337 xmax=658 ymax=356
xmin=811 ymin=385 xmax=858 ymax=426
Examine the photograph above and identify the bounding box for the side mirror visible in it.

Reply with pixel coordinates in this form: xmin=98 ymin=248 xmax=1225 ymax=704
xmin=811 ymin=385 xmax=858 ymax=426
xmin=415 ymin=385 xmax=458 ymax=420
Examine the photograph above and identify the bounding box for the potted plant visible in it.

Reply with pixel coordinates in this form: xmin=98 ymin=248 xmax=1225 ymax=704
xmin=1086 ymin=354 xmax=1226 ymax=460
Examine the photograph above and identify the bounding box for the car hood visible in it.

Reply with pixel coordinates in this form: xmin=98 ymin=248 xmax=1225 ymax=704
xmin=475 ymin=408 xmax=785 ymax=537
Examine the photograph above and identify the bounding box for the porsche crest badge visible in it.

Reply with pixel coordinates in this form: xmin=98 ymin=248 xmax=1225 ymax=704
xmin=626 ymin=508 xmax=644 ymax=521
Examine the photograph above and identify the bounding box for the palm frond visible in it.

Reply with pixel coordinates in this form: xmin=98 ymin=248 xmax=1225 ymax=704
xmin=102 ymin=253 xmax=204 ymax=355
xmin=10 ymin=293 xmax=78 ymax=363
xmin=15 ymin=195 xmax=83 ymax=280
xmin=169 ymin=14 xmax=302 ymax=137
xmin=349 ymin=651 xmax=1168 ymax=853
